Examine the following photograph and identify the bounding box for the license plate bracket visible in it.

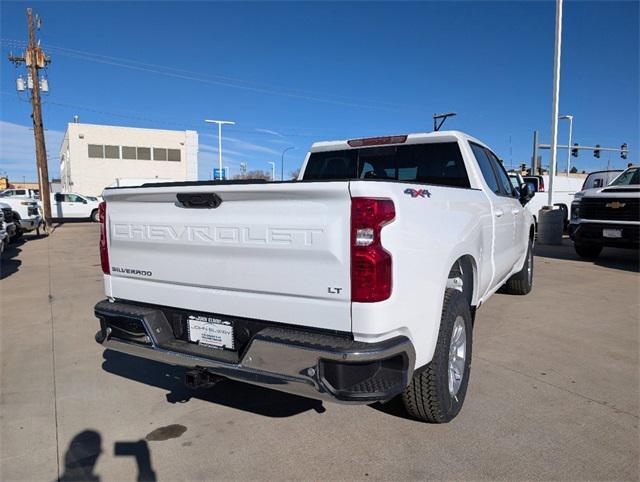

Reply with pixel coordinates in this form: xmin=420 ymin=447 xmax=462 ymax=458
xmin=603 ymin=228 xmax=622 ymax=239
xmin=187 ymin=315 xmax=234 ymax=350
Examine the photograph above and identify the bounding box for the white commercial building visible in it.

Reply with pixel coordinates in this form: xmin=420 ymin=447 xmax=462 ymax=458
xmin=59 ymin=123 xmax=198 ymax=196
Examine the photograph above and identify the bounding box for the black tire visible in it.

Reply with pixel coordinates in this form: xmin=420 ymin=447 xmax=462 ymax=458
xmin=501 ymin=239 xmax=534 ymax=295
xmin=402 ymin=288 xmax=472 ymax=423
xmin=90 ymin=209 xmax=100 ymax=223
xmin=574 ymin=242 xmax=602 ymax=260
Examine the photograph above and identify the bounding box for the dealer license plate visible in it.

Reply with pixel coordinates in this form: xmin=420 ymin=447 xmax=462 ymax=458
xmin=603 ymin=228 xmax=622 ymax=239
xmin=187 ymin=315 xmax=234 ymax=350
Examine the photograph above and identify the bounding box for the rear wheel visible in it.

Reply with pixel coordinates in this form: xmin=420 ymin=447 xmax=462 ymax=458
xmin=501 ymin=239 xmax=533 ymax=295
xmin=574 ymin=243 xmax=602 ymax=260
xmin=402 ymin=289 xmax=472 ymax=423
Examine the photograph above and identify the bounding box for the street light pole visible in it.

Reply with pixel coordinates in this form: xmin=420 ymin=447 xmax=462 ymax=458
xmin=205 ymin=119 xmax=235 ymax=180
xmin=547 ymin=0 xmax=563 ymax=207
xmin=559 ymin=115 xmax=573 ymax=176
xmin=268 ymin=162 xmax=276 ymax=181
xmin=281 ymin=146 xmax=295 ymax=181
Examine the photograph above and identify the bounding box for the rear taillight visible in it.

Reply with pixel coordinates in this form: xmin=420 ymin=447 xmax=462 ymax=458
xmin=539 ymin=178 xmax=545 ymax=192
xmin=99 ymin=202 xmax=110 ymax=274
xmin=351 ymin=198 xmax=395 ymax=302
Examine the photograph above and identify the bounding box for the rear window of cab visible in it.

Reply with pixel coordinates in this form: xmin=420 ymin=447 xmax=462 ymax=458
xmin=302 ymin=142 xmax=470 ymax=188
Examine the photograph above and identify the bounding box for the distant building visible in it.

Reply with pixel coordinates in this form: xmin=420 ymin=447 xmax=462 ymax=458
xmin=59 ymin=122 xmax=198 ymax=196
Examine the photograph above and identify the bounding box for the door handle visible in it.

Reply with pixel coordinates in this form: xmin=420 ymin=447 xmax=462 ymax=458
xmin=495 ymin=209 xmax=504 ymax=217
xmin=512 ymin=208 xmax=521 ymax=214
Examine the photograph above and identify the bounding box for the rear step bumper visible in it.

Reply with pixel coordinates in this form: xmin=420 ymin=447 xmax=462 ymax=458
xmin=94 ymin=299 xmax=415 ymax=404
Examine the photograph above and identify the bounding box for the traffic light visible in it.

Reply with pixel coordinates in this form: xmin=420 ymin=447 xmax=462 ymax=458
xmin=594 ymin=144 xmax=601 ymax=159
xmin=572 ymin=143 xmax=579 ymax=157
xmin=520 ymin=162 xmax=526 ymax=172
xmin=621 ymin=143 xmax=628 ymax=160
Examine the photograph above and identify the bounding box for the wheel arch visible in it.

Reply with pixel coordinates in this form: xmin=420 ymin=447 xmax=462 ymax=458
xmin=446 ymin=254 xmax=478 ymax=309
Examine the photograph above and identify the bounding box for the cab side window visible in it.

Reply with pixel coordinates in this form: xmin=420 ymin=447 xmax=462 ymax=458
xmin=470 ymin=143 xmax=500 ymax=194
xmin=66 ymin=194 xmax=83 ymax=203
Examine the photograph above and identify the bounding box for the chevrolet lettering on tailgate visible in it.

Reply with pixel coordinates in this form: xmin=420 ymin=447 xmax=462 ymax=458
xmin=112 ymin=223 xmax=323 ymax=247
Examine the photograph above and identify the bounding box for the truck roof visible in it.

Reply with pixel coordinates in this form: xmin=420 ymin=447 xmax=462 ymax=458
xmin=309 ymin=130 xmax=487 ymax=152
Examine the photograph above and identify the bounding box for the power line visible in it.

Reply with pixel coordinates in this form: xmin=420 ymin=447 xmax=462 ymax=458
xmin=1 ymin=38 xmax=417 ymax=113
xmin=0 ymin=90 xmax=366 ymax=139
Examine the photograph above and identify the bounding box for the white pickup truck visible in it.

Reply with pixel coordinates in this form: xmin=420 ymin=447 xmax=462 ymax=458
xmin=0 ymin=197 xmax=42 ymax=238
xmin=570 ymin=165 xmax=639 ymax=259
xmin=94 ymin=131 xmax=536 ymax=423
xmin=51 ymin=193 xmax=102 ymax=222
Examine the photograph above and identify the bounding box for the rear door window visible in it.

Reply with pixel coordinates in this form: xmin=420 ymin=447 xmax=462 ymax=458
xmin=487 ymin=151 xmax=516 ymax=197
xmin=303 ymin=142 xmax=470 ymax=188
xmin=469 ymin=143 xmax=500 ymax=194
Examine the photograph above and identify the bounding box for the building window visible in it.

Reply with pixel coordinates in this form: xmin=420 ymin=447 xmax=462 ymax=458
xmin=137 ymin=147 xmax=151 ymax=160
xmin=122 ymin=146 xmax=137 ymax=159
xmin=153 ymin=148 xmax=168 ymax=161
xmin=104 ymin=145 xmax=120 ymax=159
xmin=167 ymin=149 xmax=181 ymax=162
xmin=88 ymin=144 xmax=104 ymax=158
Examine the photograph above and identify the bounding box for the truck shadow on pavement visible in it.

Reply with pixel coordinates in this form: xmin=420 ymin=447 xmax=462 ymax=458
xmin=0 ymin=239 xmax=24 ymax=280
xmin=59 ymin=430 xmax=156 ymax=482
xmin=101 ymin=350 xmax=326 ymax=417
xmin=534 ymin=239 xmax=639 ymax=273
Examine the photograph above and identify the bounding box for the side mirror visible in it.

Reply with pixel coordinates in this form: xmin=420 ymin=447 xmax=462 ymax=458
xmin=519 ymin=183 xmax=535 ymax=206
xmin=82 ymin=199 xmax=88 ymax=204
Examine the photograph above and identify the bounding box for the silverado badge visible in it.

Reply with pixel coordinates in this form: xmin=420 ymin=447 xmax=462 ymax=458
xmin=605 ymin=201 xmax=626 ymax=209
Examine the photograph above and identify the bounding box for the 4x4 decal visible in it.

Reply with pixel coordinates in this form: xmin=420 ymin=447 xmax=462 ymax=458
xmin=404 ymin=188 xmax=431 ymax=198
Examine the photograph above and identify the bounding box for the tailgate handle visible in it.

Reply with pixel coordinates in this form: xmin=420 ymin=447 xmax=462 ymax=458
xmin=176 ymin=193 xmax=222 ymax=209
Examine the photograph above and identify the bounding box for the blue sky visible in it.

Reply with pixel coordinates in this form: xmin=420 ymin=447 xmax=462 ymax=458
xmin=1 ymin=1 xmax=638 ymax=181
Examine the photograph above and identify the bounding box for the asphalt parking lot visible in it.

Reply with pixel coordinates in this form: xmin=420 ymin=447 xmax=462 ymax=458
xmin=1 ymin=223 xmax=638 ymax=481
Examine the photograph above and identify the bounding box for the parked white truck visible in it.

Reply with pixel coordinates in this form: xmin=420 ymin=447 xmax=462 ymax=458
xmin=570 ymin=165 xmax=639 ymax=259
xmin=51 ymin=193 xmax=102 ymax=222
xmin=0 ymin=197 xmax=42 ymax=238
xmin=0 ymin=202 xmax=17 ymax=245
xmin=94 ymin=131 xmax=535 ymax=423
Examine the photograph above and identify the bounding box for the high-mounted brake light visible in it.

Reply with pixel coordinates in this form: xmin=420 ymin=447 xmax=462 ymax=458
xmin=351 ymin=198 xmax=395 ymax=303
xmin=347 ymin=135 xmax=408 ymax=147
xmin=99 ymin=202 xmax=110 ymax=274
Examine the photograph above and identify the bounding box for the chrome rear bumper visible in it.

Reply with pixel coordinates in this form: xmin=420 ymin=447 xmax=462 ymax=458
xmin=95 ymin=299 xmax=415 ymax=404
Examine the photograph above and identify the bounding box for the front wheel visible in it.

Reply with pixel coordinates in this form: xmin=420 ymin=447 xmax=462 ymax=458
xmin=90 ymin=209 xmax=100 ymax=223
xmin=402 ymin=288 xmax=472 ymax=423
xmin=574 ymin=243 xmax=602 ymax=260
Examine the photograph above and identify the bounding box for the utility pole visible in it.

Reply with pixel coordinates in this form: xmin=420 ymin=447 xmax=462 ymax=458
xmin=531 ymin=130 xmax=539 ymax=174
xmin=8 ymin=8 xmax=52 ymax=226
xmin=433 ymin=112 xmax=457 ymax=132
xmin=547 ymin=0 xmax=563 ymax=206
xmin=205 ymin=119 xmax=235 ymax=180
xmin=559 ymin=115 xmax=573 ymax=176
xmin=281 ymin=146 xmax=295 ymax=181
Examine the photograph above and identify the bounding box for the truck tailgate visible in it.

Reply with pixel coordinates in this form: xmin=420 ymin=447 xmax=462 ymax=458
xmin=102 ymin=182 xmax=352 ymax=332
